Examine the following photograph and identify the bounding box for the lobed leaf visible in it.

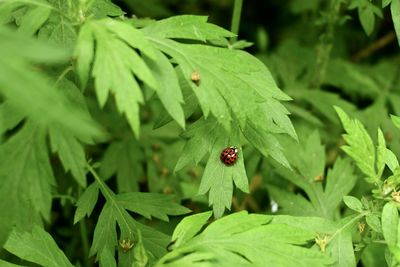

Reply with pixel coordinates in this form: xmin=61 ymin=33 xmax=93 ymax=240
xmin=115 ymin=192 xmax=191 ymax=221
xmin=157 ymin=211 xmax=333 ymax=267
xmin=4 ymin=226 xmax=74 ymax=267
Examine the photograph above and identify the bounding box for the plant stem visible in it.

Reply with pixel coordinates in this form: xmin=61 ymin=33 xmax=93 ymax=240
xmin=230 ymin=0 xmax=243 ymax=43
xmin=310 ymin=0 xmax=342 ymax=88
xmin=77 ymin=187 xmax=92 ymax=267
xmin=79 ymin=218 xmax=92 ymax=267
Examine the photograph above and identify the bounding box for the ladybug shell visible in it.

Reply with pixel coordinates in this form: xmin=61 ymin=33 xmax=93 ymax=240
xmin=220 ymin=147 xmax=238 ymax=166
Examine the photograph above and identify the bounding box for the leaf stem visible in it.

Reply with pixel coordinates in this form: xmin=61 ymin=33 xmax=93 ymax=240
xmin=230 ymin=0 xmax=243 ymax=43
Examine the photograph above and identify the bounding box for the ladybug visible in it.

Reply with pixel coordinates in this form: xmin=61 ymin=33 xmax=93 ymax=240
xmin=220 ymin=146 xmax=239 ymax=166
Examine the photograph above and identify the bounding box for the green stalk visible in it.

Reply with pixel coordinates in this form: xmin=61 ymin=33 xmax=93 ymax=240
xmin=77 ymin=186 xmax=92 ymax=267
xmin=230 ymin=0 xmax=243 ymax=43
xmin=311 ymin=0 xmax=342 ymax=88
xmin=79 ymin=218 xmax=92 ymax=267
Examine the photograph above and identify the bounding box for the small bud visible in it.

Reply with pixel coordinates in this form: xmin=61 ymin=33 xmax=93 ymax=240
xmin=315 ymin=234 xmax=330 ymax=252
xmin=392 ymin=191 xmax=400 ymax=202
xmin=191 ymin=70 xmax=200 ymax=86
xmin=314 ymin=174 xmax=324 ymax=182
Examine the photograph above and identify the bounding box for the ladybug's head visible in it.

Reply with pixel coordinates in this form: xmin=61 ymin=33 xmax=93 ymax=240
xmin=230 ymin=146 xmax=239 ymax=154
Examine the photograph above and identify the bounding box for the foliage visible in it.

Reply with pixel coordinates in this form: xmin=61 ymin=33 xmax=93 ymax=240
xmin=0 ymin=0 xmax=400 ymax=266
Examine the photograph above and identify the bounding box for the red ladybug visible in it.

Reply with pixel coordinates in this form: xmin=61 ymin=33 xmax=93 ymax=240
xmin=220 ymin=146 xmax=239 ymax=166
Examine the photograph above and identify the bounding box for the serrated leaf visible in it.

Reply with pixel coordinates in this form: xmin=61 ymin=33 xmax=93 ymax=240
xmin=115 ymin=192 xmax=191 ymax=221
xmin=0 ymin=123 xmax=53 ymax=246
xmin=241 ymin=120 xmax=290 ymax=168
xmin=174 ymin=117 xmax=219 ymax=172
xmin=4 ymin=226 xmax=74 ymax=267
xmin=90 ymin=202 xmax=117 ymax=258
xmin=335 ymin=107 xmax=378 ymax=182
xmin=288 ymin=88 xmax=356 ymax=124
xmin=50 ymin=124 xmax=87 ymax=186
xmin=324 ymin=158 xmax=358 ymax=212
xmin=158 ymin=211 xmax=333 ymax=267
xmin=143 ymin=15 xmax=235 ymax=41
xmin=74 ymin=183 xmax=99 ymax=224
xmin=38 ymin=0 xmax=77 ymax=50
xmin=198 ymin=133 xmax=249 ymax=218
xmin=145 ymin=37 xmax=291 ymax=132
xmin=271 ymin=131 xmax=357 ymax=219
xmin=171 ymin=211 xmax=212 ymax=249
xmin=144 ymin=49 xmax=185 ymax=129
xmin=269 ymin=214 xmax=360 ymax=267
xmin=382 ymin=202 xmax=399 ymax=245
xmin=392 ymin=0 xmax=400 ymax=46
xmin=75 ymin=19 xmax=157 ymax=137
xmin=154 ymin=67 xmax=199 ymax=129
xmin=343 ymin=196 xmax=363 ymax=212
xmin=87 ymin=166 xmax=170 ymax=265
xmin=325 ymin=59 xmax=380 ymax=97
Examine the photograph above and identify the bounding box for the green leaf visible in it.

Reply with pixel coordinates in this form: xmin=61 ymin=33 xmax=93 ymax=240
xmin=88 ymin=0 xmax=125 ymax=18
xmin=377 ymin=128 xmax=387 ymax=178
xmin=174 ymin=118 xmax=219 ymax=172
xmin=359 ymin=4 xmax=375 ymax=35
xmin=391 ymin=114 xmax=400 ymax=129
xmin=170 ymin=211 xmax=212 ymax=249
xmin=269 ymin=214 xmax=362 ymax=267
xmin=325 ymin=59 xmax=380 ymax=97
xmin=391 ymin=0 xmax=400 ymax=46
xmin=335 ymin=107 xmax=378 ymax=182
xmin=366 ymin=213 xmax=382 ymax=233
xmin=87 ymin=166 xmax=170 ymax=265
xmin=382 ymin=202 xmax=399 ymax=245
xmin=0 ymin=259 xmax=23 ymax=267
xmin=145 ymin=36 xmax=292 ymax=132
xmin=241 ymin=120 xmax=290 ymax=168
xmin=268 ymin=131 xmax=357 ymax=219
xmin=271 ymin=132 xmax=357 ymax=219
xmin=4 ymin=226 xmax=74 ymax=267
xmin=115 ymin=192 xmax=191 ymax=221
xmin=343 ymin=196 xmax=363 ymax=212
xmin=90 ymin=202 xmax=118 ymax=258
xmin=197 ymin=129 xmax=249 ymax=218
xmin=143 ymin=15 xmax=235 ymax=41
xmin=74 ymin=183 xmax=99 ymax=224
xmin=288 ymin=88 xmax=356 ymax=124
xmin=100 ymin=136 xmax=143 ymax=193
xmin=383 ymin=0 xmax=392 ymax=8
xmin=18 ymin=5 xmax=51 ymax=35
xmin=75 ymin=19 xmax=157 ymax=136
xmin=0 ymin=123 xmax=53 ymax=246
xmin=158 ymin=211 xmax=333 ymax=267
xmin=74 ymin=22 xmax=94 ymax=88
xmin=144 ymin=49 xmax=185 ymax=129
xmin=324 ymin=158 xmax=358 ymax=213
xmin=384 ymin=148 xmax=399 ymax=173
